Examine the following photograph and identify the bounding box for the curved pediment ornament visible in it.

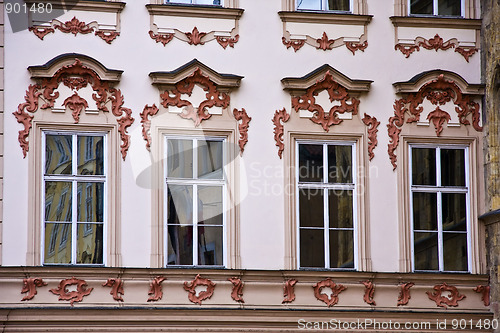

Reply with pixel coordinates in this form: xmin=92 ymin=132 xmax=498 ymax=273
xmin=13 ymin=55 xmax=134 ymax=160
xmin=144 ymin=60 xmax=250 ymax=154
xmin=274 ymin=66 xmax=377 ymax=160
xmin=387 ymin=71 xmax=484 ymax=170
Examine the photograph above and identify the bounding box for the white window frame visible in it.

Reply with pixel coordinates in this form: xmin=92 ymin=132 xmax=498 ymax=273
xmin=164 ymin=135 xmax=227 ymax=267
xmin=408 ymin=0 xmax=465 ymax=17
xmin=296 ymin=0 xmax=353 ymax=12
xmin=295 ymin=140 xmax=358 ymax=270
xmin=409 ymin=144 xmax=471 ymax=272
xmin=164 ymin=0 xmax=224 ymax=5
xmin=41 ymin=131 xmax=108 ymax=266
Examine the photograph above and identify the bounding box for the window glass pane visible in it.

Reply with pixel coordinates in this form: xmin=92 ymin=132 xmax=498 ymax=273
xmin=329 ymin=230 xmax=354 ymax=268
xmin=328 ymin=190 xmax=353 ymax=228
xmin=167 ymin=225 xmax=193 ymax=265
xmin=412 ymin=148 xmax=436 ymax=185
xmin=300 ymin=228 xmax=325 ymax=267
xmin=198 ymin=186 xmax=223 ymax=225
xmin=442 ymin=193 xmax=466 ymax=231
xmin=77 ymin=223 xmax=103 ymax=264
xmin=196 ymin=0 xmax=221 ymax=4
xmin=166 ymin=0 xmax=191 ymax=3
xmin=77 ymin=136 xmax=104 ymax=175
xmin=328 ymin=0 xmax=349 ymax=11
xmin=45 ymin=135 xmax=72 ymax=175
xmin=443 ymin=232 xmax=468 ymax=271
xmin=298 ymin=144 xmax=323 ymax=182
xmin=77 ymin=182 xmax=104 ymax=222
xmin=198 ymin=140 xmax=223 ymax=180
xmin=441 ymin=148 xmax=465 ymax=186
xmin=198 ymin=225 xmax=223 ymax=265
xmin=438 ymin=0 xmax=461 ymax=16
xmin=44 ymin=223 xmax=72 ymax=264
xmin=328 ymin=145 xmax=352 ymax=183
xmin=167 ymin=139 xmax=193 ymax=179
xmin=299 ymin=188 xmax=324 ymax=227
xmin=414 ymin=232 xmax=438 ymax=270
xmin=45 ymin=182 xmax=72 ymax=222
xmin=412 ymin=192 xmax=437 ymax=230
xmin=297 ymin=0 xmax=321 ymax=10
xmin=167 ymin=185 xmax=193 ymax=225
xmin=410 ymin=0 xmax=433 ymax=14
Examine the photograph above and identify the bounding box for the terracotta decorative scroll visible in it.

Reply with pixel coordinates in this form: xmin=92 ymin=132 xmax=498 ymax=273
xmin=397 ymin=282 xmax=414 ymax=306
xmin=316 ymin=32 xmax=335 ymax=50
xmin=361 ymin=280 xmax=376 ymax=306
xmin=21 ymin=278 xmax=47 ymax=301
xmin=387 ymin=74 xmax=481 ymax=169
xmin=291 ymin=71 xmax=359 ymax=132
xmin=313 ymin=278 xmax=346 ymax=307
xmin=49 ymin=277 xmax=93 ymax=306
xmin=103 ymin=278 xmax=125 ymax=302
xmin=183 ymin=274 xmax=216 ymax=305
xmin=345 ymin=41 xmax=368 ymax=55
xmin=216 ymin=35 xmax=239 ymax=49
xmin=185 ymin=27 xmax=207 ymax=46
xmin=95 ymin=30 xmax=120 ymax=44
xmin=233 ymin=108 xmax=251 ymax=155
xmin=149 ymin=31 xmax=174 ymax=46
xmin=282 ymin=37 xmax=305 ymax=52
xmin=159 ymin=67 xmax=230 ymax=127
xmin=147 ymin=276 xmax=166 ymax=302
xmin=426 ymin=282 xmax=466 ymax=308
xmin=13 ymin=58 xmax=134 ymax=159
xmin=272 ymin=108 xmax=290 ymax=159
xmin=361 ymin=113 xmax=379 ymax=161
xmin=282 ymin=279 xmax=297 ymax=304
xmin=473 ymin=285 xmax=490 ymax=307
xmin=140 ymin=104 xmax=160 ymax=152
xmin=228 ymin=277 xmax=244 ymax=303
xmin=395 ymin=34 xmax=476 ymax=62
xmin=30 ymin=17 xmax=119 ymax=43
xmin=63 ymin=93 xmax=88 ymax=123
xmin=29 ymin=26 xmax=54 ymax=40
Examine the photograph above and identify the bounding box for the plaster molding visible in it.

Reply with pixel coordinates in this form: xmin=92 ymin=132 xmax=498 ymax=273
xmin=313 ymin=278 xmax=346 ymax=307
xmin=102 ymin=278 xmax=124 ymax=302
xmin=20 ymin=278 xmax=47 ymax=301
xmin=15 ymin=56 xmax=134 ymax=160
xmin=361 ymin=280 xmax=376 ymax=306
xmin=426 ymin=283 xmax=466 ymax=308
xmin=183 ymin=274 xmax=216 ymax=305
xmin=272 ymin=108 xmax=290 ymax=159
xmin=228 ymin=277 xmax=244 ymax=303
xmin=397 ymin=282 xmax=414 ymax=306
xmin=282 ymin=279 xmax=297 ymax=304
xmin=49 ymin=277 xmax=93 ymax=306
xmin=147 ymin=276 xmax=166 ymax=302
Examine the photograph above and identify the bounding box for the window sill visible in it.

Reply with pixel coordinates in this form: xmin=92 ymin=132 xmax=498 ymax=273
xmin=278 ymin=11 xmax=372 ymax=53
xmin=390 ymin=16 xmax=481 ymax=61
xmin=26 ymin=0 xmax=125 ymax=43
xmin=146 ymin=4 xmax=243 ymax=48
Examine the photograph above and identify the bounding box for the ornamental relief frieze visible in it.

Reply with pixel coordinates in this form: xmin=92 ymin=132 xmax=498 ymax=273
xmin=273 ymin=68 xmax=378 ymax=161
xmin=13 ymin=57 xmax=134 ymax=160
xmin=16 ymin=275 xmax=489 ymax=309
xmin=387 ymin=72 xmax=483 ymax=169
xmin=142 ymin=60 xmax=251 ymax=155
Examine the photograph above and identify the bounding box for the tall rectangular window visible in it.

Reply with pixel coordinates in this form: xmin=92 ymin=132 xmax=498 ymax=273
xmin=42 ymin=132 xmax=106 ymax=265
xmin=410 ymin=145 xmax=469 ymax=272
xmin=296 ymin=0 xmax=350 ymax=11
xmin=296 ymin=141 xmax=356 ymax=269
xmin=165 ymin=137 xmax=226 ymax=267
xmin=409 ymin=0 xmax=463 ymax=16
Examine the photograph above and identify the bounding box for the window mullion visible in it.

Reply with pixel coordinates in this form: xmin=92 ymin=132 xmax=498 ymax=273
xmin=433 ymin=0 xmax=438 ymax=15
xmin=323 ymin=144 xmax=329 ymax=268
xmin=71 ymin=134 xmax=78 ymax=265
xmin=436 ymin=147 xmax=444 ymax=271
xmin=192 ymin=139 xmax=198 ymax=266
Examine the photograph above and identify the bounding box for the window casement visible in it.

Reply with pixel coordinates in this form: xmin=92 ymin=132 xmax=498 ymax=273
xmin=296 ymin=0 xmax=352 ymax=12
xmin=408 ymin=0 xmax=463 ymax=17
xmin=296 ymin=141 xmax=357 ymax=269
xmin=410 ymin=144 xmax=470 ymax=272
xmin=42 ymin=131 xmax=106 ymax=265
xmin=165 ymin=136 xmax=226 ymax=267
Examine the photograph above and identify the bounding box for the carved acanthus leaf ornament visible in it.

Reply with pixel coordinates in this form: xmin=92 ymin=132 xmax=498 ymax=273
xmin=313 ymin=278 xmax=346 ymax=307
xmin=147 ymin=276 xmax=166 ymax=302
xmin=397 ymin=282 xmax=414 ymax=306
xmin=272 ymin=108 xmax=290 ymax=159
xmin=473 ymin=285 xmax=490 ymax=307
xmin=183 ymin=274 xmax=216 ymax=305
xmin=282 ymin=37 xmax=305 ymax=52
xmin=233 ymin=108 xmax=251 ymax=155
xmin=282 ymin=279 xmax=298 ymax=304
xmin=387 ymin=74 xmax=481 ymax=169
xmin=159 ymin=68 xmax=230 ymax=127
xmin=216 ymin=35 xmax=239 ymax=49
xmin=49 ymin=277 xmax=93 ymax=306
xmin=228 ymin=277 xmax=244 ymax=303
xmin=13 ymin=58 xmax=134 ymax=159
xmin=149 ymin=30 xmax=174 ymax=46
xmin=361 ymin=280 xmax=376 ymax=306
xmin=426 ymin=282 xmax=466 ymax=308
xmin=103 ymin=278 xmax=125 ymax=302
xmin=395 ymin=34 xmax=477 ymax=62
xmin=185 ymin=27 xmax=207 ymax=45
xmin=361 ymin=113 xmax=379 ymax=161
xmin=21 ymin=278 xmax=47 ymax=301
